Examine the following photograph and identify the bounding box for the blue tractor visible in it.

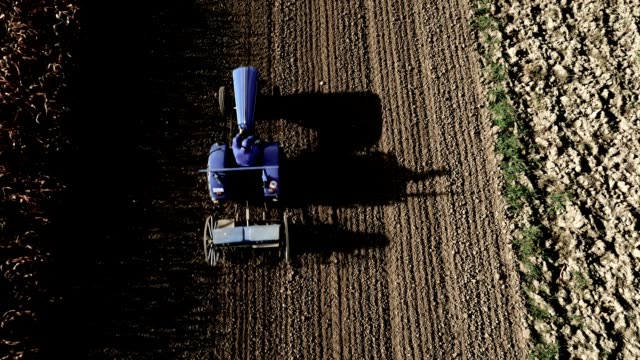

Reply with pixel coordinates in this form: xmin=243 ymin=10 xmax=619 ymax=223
xmin=201 ymin=66 xmax=289 ymax=266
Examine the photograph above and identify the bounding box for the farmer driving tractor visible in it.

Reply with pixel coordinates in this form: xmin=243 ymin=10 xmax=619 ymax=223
xmin=232 ymin=131 xmax=261 ymax=167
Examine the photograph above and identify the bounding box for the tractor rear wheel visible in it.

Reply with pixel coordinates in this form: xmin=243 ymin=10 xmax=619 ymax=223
xmin=282 ymin=211 xmax=290 ymax=263
xmin=218 ymin=86 xmax=229 ymax=117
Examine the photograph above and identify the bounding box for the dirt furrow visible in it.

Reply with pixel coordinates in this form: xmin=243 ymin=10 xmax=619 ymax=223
xmin=426 ymin=0 xmax=487 ymax=354
xmin=318 ymin=261 xmax=333 ymax=359
xmin=361 ymin=210 xmax=381 ymax=360
xmin=338 ymin=253 xmax=354 ymax=359
xmin=405 ymin=18 xmax=461 ymax=355
xmin=396 ymin=0 xmax=450 ymax=355
xmin=448 ymin=0 xmax=526 ymax=354
xmin=371 ymin=0 xmax=419 ymax=355
xmin=379 ymin=0 xmax=448 ymax=355
xmin=362 ymin=3 xmax=412 ymax=357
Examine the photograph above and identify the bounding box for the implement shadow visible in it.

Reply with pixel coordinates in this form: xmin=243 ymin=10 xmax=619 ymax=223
xmin=281 ymin=150 xmax=450 ymax=260
xmin=289 ymin=223 xmax=389 ymax=257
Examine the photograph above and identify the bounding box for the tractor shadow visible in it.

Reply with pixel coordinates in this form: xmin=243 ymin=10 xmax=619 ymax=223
xmin=256 ymin=91 xmax=450 ymax=207
xmin=283 ymin=150 xmax=451 ymax=208
xmin=256 ymin=91 xmax=382 ymax=153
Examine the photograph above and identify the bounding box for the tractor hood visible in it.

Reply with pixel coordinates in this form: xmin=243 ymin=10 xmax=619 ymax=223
xmin=232 ymin=66 xmax=258 ymax=132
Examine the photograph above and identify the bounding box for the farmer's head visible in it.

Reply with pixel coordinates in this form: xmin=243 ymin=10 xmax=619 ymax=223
xmin=241 ymin=135 xmax=255 ymax=150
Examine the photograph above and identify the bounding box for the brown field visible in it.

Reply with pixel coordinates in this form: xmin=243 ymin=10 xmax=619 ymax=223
xmin=196 ymin=0 xmax=529 ymax=358
xmin=3 ymin=0 xmax=638 ymax=359
xmin=2 ymin=0 xmax=535 ymax=359
xmin=45 ymin=0 xmax=527 ymax=358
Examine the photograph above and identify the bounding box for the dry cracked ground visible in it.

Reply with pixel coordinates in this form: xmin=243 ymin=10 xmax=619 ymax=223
xmin=490 ymin=0 xmax=640 ymax=357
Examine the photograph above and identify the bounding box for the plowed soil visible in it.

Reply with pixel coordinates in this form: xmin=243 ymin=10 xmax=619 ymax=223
xmin=492 ymin=0 xmax=640 ymax=357
xmin=46 ymin=0 xmax=527 ymax=358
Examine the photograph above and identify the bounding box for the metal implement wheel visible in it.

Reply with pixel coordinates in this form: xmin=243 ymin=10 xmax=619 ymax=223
xmin=218 ymin=86 xmax=229 ymax=117
xmin=203 ymin=216 xmax=220 ymax=266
